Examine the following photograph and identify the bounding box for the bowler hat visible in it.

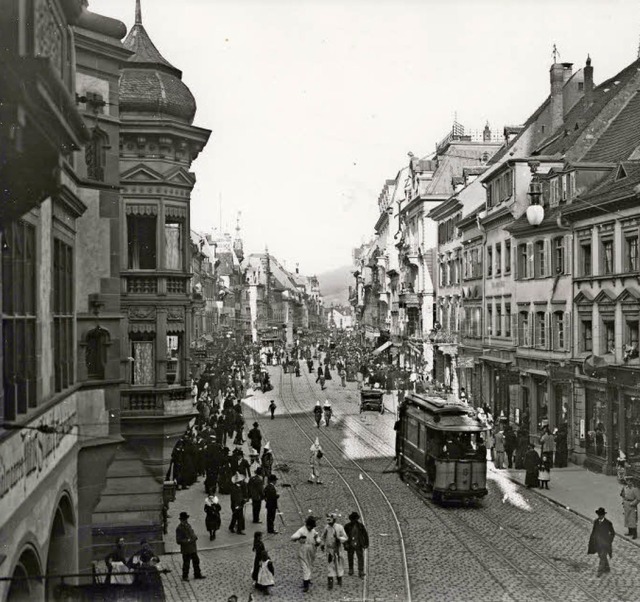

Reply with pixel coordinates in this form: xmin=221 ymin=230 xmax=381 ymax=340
xmin=179 ymin=512 xmax=190 ymax=520
xmin=349 ymin=512 xmax=360 ymax=521
xmin=253 ymin=422 xmax=259 ymax=427
xmin=595 ymin=507 xmax=607 ymax=515
xmin=268 ymin=474 xmax=278 ymax=482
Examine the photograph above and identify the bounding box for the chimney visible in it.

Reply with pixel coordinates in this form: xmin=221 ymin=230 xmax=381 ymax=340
xmin=296 ymin=263 xmax=299 ymax=274
xmin=550 ymin=61 xmax=572 ymax=132
xmin=584 ymin=55 xmax=594 ymax=106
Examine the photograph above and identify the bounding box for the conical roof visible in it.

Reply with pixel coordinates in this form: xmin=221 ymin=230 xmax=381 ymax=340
xmin=119 ymin=0 xmax=197 ymax=123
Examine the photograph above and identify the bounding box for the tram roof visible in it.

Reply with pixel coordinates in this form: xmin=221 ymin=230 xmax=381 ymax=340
xmin=404 ymin=393 xmax=488 ymax=432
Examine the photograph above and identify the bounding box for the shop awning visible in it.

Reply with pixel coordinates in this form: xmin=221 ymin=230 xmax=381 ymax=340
xmin=479 ymin=355 xmax=512 ymax=366
xmin=373 ymin=341 xmax=393 ymax=355
xmin=525 ymin=368 xmax=548 ymax=378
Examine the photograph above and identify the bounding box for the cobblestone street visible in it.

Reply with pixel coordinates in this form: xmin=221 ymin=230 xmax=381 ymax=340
xmin=159 ymin=366 xmax=640 ymax=602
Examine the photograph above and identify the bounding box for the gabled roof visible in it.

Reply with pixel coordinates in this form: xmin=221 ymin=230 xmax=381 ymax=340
xmin=594 ymin=288 xmax=616 ymax=304
xmin=535 ymin=58 xmax=640 ymax=159
xmin=617 ymin=287 xmax=640 ymax=303
xmin=574 ymin=160 xmax=640 ymax=206
xmin=574 ymin=290 xmax=594 ymax=304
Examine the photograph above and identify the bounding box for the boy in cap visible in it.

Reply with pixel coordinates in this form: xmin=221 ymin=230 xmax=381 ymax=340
xmin=588 ymin=507 xmax=615 ymax=577
xmin=176 ymin=512 xmax=205 ymax=581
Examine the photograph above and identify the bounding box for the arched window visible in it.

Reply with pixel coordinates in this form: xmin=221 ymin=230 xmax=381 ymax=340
xmin=85 ymin=326 xmax=110 ymax=380
xmin=85 ymin=126 xmax=109 ymax=181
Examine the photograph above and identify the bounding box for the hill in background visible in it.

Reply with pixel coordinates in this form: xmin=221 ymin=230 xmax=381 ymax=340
xmin=317 ymin=264 xmax=353 ymax=306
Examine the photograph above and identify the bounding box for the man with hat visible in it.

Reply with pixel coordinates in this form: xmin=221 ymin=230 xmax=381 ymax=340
xmin=175 ymin=512 xmax=205 ymax=581
xmin=588 ymin=507 xmax=616 ymax=577
xmin=229 ymin=472 xmax=248 ymax=535
xmin=620 ymin=476 xmax=640 ymax=539
xmin=344 ymin=511 xmax=369 ymax=578
xmin=264 ymin=473 xmax=280 ymax=534
xmin=248 ymin=421 xmax=263 ymax=455
xmin=248 ymin=467 xmax=265 ymax=524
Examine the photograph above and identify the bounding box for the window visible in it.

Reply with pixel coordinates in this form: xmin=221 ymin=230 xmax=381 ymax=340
xmin=2 ymin=221 xmax=37 ymax=420
xmin=519 ymin=311 xmax=530 ymax=346
xmin=495 ymin=244 xmax=502 ymax=276
xmin=602 ymin=318 xmax=615 ymax=354
xmin=487 ymin=304 xmax=493 ymax=336
xmin=535 ymin=241 xmax=547 ymax=278
xmin=535 ymin=311 xmax=546 ymax=348
xmin=505 ymin=303 xmax=512 ymax=337
xmin=625 ymin=233 xmax=638 ymax=272
xmin=167 ymin=334 xmax=182 ymax=385
xmin=578 ymin=81 xmax=584 ymax=91
xmin=53 ymin=239 xmax=74 ymax=392
xmin=581 ymin=241 xmax=592 ymax=276
xmin=85 ymin=126 xmax=109 ymax=181
xmin=581 ymin=319 xmax=593 ymax=352
xmin=504 ymin=240 xmax=511 ymax=274
xmin=586 ymin=388 xmax=607 ymax=459
xmin=601 ymin=238 xmax=614 ymax=275
xmin=553 ymin=237 xmax=565 ymax=274
xmin=165 ymin=220 xmax=183 ymax=270
xmin=127 ymin=215 xmax=157 ymax=269
xmin=626 ymin=319 xmax=639 ymax=347
xmin=553 ymin=311 xmax=564 ymax=350
xmin=86 ymin=326 xmax=110 ymax=380
xmin=131 ymin=336 xmax=155 ymax=385
xmin=487 ymin=246 xmax=493 ymax=277
xmin=496 ymin=304 xmax=502 ymax=336
xmin=487 ymin=169 xmax=513 ymax=208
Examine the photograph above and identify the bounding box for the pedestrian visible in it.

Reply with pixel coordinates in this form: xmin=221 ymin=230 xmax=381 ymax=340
xmin=268 ymin=400 xmax=277 ymax=420
xmin=204 ymin=494 xmax=222 ymax=541
xmin=261 ymin=442 xmax=274 ymax=480
xmin=127 ymin=539 xmax=162 ymax=593
xmin=504 ymin=425 xmax=517 ymax=469
xmin=291 ymin=515 xmax=321 ymax=593
xmin=251 ymin=532 xmax=265 ymax=584
xmin=264 ymin=474 xmax=280 ymax=534
xmin=493 ymin=427 xmax=505 ymax=469
xmin=308 ymin=438 xmax=323 ymax=484
xmin=340 ymin=367 xmax=347 ymax=388
xmin=105 ymin=537 xmax=133 ymax=585
xmin=344 ymin=512 xmax=369 ymax=578
xmin=324 ymin=363 xmax=332 ymax=381
xmin=323 ymin=400 xmax=333 ymax=427
xmin=229 ymin=472 xmax=247 ymax=535
xmin=248 ymin=421 xmax=262 ymax=455
xmin=316 ymin=365 xmax=323 ymax=382
xmin=255 ymin=549 xmax=275 ymax=595
xmin=176 ymin=512 xmax=205 ymax=581
xmin=540 ymin=425 xmax=556 ymax=466
xmin=538 ymin=453 xmax=552 ymax=489
xmin=620 ymin=477 xmax=640 ymax=539
xmin=313 ymin=400 xmax=323 ymax=428
xmin=523 ymin=443 xmax=540 ymax=488
xmin=588 ymin=507 xmax=615 ymax=577
xmin=249 ymin=467 xmax=265 ymax=524
xmin=295 ymin=360 xmax=301 ymax=377
xmin=320 ymin=513 xmax=348 ymax=590
xmin=307 ymin=358 xmax=314 ymax=374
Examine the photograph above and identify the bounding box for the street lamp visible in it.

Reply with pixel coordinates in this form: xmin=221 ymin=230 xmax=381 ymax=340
xmin=526 ymin=180 xmax=544 ymax=227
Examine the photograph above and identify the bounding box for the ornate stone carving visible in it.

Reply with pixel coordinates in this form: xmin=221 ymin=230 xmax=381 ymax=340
xmin=128 ymin=306 xmax=156 ymax=320
xmin=167 ymin=307 xmax=185 ymax=321
xmin=35 ymin=0 xmax=64 ymax=79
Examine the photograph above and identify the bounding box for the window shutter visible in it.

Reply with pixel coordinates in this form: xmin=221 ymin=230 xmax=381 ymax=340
xmin=526 ymin=242 xmax=534 ymax=278
xmin=544 ymin=239 xmax=552 ymax=278
xmin=528 ymin=311 xmax=534 ymax=346
xmin=564 ymin=234 xmax=572 ymax=275
xmin=563 ymin=311 xmax=572 ymax=352
xmin=513 ymin=313 xmax=519 ymax=346
xmin=545 ymin=312 xmax=551 ymax=350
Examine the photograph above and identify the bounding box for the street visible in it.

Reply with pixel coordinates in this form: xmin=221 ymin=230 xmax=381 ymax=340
xmin=160 ymin=367 xmax=640 ymax=602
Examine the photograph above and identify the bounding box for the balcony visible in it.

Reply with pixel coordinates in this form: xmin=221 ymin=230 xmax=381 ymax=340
xmin=121 ymin=386 xmax=194 ymax=417
xmin=399 ymin=291 xmax=420 ymax=308
xmin=122 ymin=273 xmax=191 ymax=296
xmin=430 ymin=330 xmax=460 ymax=345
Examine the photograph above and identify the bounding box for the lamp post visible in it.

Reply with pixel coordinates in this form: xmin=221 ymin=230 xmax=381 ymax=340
xmin=526 ymin=179 xmax=544 ymax=227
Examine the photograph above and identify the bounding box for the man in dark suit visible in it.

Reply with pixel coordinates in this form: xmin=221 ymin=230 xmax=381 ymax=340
xmin=175 ymin=512 xmax=205 ymax=581
xmin=264 ymin=473 xmax=280 ymax=534
xmin=588 ymin=507 xmax=615 ymax=577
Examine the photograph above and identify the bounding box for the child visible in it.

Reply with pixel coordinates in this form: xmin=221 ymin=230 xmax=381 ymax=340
xmin=268 ymin=400 xmax=276 ymax=420
xmin=255 ymin=549 xmax=275 ymax=594
xmin=204 ymin=494 xmax=222 ymax=540
xmin=538 ymin=453 xmax=551 ymax=490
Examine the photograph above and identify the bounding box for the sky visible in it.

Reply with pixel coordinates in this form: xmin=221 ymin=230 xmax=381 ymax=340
xmin=91 ymin=0 xmax=640 ymax=276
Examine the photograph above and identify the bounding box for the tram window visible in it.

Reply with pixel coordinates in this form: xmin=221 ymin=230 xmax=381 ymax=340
xmin=417 ymin=423 xmax=426 ymax=451
xmin=407 ymin=417 xmax=419 ymax=448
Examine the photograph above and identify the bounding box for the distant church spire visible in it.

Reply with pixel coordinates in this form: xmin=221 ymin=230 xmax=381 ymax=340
xmin=135 ymin=0 xmax=142 ymax=24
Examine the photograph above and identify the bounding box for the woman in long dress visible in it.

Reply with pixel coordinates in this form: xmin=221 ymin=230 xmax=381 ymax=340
xmin=523 ymin=443 xmax=540 ymax=488
xmin=291 ymin=516 xmax=321 ymax=592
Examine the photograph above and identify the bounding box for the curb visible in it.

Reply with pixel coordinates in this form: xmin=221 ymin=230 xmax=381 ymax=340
xmin=491 ymin=467 xmax=640 ymax=549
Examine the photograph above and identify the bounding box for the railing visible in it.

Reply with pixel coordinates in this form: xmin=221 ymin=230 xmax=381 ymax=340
xmin=121 ymin=386 xmax=193 ymax=416
xmin=127 ymin=276 xmax=157 ymax=294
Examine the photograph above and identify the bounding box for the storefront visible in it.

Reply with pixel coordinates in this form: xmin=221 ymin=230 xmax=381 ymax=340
xmin=480 ymin=354 xmax=518 ymax=420
xmin=608 ymin=366 xmax=640 ymax=477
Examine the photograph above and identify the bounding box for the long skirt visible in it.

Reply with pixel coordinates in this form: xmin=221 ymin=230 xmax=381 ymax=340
xmin=299 ymin=545 xmax=317 ymax=580
xmin=325 ymin=550 xmax=345 ymax=578
xmin=525 ymin=468 xmax=539 ymax=487
xmin=623 ymin=500 xmax=638 ymax=529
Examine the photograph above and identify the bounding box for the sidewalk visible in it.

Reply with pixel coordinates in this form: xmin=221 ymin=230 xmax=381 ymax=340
xmin=492 ymin=461 xmax=638 ymax=544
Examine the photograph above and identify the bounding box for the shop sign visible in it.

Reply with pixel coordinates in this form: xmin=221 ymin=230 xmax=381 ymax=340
xmin=0 ymin=396 xmax=77 ymax=503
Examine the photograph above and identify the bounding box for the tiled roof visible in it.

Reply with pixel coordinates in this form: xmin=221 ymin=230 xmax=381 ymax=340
xmin=583 ymin=91 xmax=640 ymax=162
xmin=535 ymin=58 xmax=640 ymax=158
xmin=123 ymin=22 xmax=178 ymax=74
xmin=216 ymin=252 xmax=236 ymax=276
xmin=574 ymin=160 xmax=640 ymax=205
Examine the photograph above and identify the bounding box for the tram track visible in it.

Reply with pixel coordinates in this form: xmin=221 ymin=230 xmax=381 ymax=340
xmin=279 ymin=367 xmax=413 ymax=602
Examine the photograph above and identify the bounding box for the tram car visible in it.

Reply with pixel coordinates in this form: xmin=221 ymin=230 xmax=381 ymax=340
xmin=397 ymin=392 xmax=488 ymax=504
xmin=360 ymin=385 xmax=384 ymax=414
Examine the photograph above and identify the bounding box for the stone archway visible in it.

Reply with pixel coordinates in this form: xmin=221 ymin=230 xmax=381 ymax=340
xmin=7 ymin=546 xmax=43 ymax=602
xmin=45 ymin=494 xmax=77 ymax=600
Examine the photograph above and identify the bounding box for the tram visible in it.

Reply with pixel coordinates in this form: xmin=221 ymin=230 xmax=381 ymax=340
xmin=397 ymin=392 xmax=489 ymax=504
